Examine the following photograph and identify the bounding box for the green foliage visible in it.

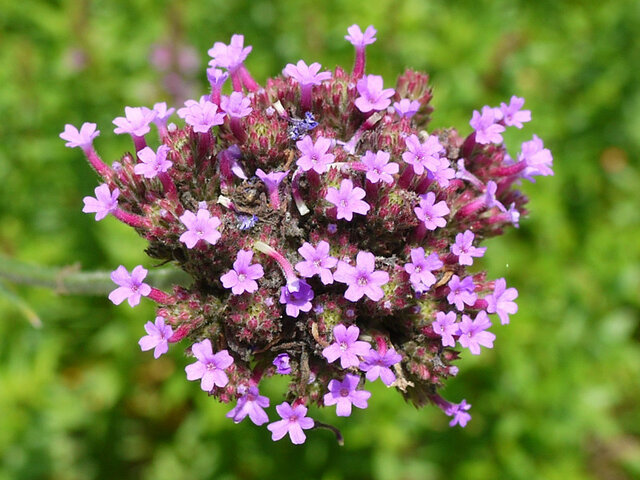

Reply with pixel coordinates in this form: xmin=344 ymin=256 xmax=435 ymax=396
xmin=1 ymin=0 xmax=639 ymax=478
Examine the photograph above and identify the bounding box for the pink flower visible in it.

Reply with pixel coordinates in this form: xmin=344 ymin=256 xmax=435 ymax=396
xmin=345 ymin=24 xmax=377 ymax=47
xmin=393 ymin=99 xmax=420 ymax=118
xmin=220 ymin=91 xmax=252 ymax=118
xmin=323 ymin=374 xmax=371 ymax=416
xmin=296 ymin=135 xmax=335 ymax=174
xmin=139 ymin=316 xmax=173 ymax=358
xmin=414 ymin=192 xmax=449 ymax=230
xmin=60 ymin=122 xmax=100 ymax=150
xmin=185 ymin=339 xmax=234 ymax=391
xmin=179 ymin=208 xmax=222 ymax=249
xmin=134 ymin=145 xmax=172 ymax=178
xmin=322 ymin=324 xmax=371 ymax=368
xmin=451 ymin=230 xmax=487 ymax=266
xmin=359 ymin=348 xmax=402 ymax=386
xmin=208 ymin=34 xmax=252 ymax=71
xmin=220 ymin=250 xmax=264 ymax=295
xmin=325 ymin=179 xmax=370 ymax=221
xmin=226 ymin=386 xmax=270 ymax=426
xmin=334 ymin=251 xmax=389 ymax=302
xmin=360 ymin=150 xmax=399 ymax=184
xmin=485 ymin=278 xmax=518 ymax=325
xmin=469 ymin=106 xmax=505 ymax=144
xmin=457 ymin=311 xmax=495 ymax=355
xmin=267 ymin=402 xmax=314 ymax=444
xmin=283 ymin=60 xmax=332 ymax=86
xmin=177 ymin=97 xmax=225 ymax=133
xmin=108 ymin=265 xmax=151 ymax=307
xmin=499 ymin=96 xmax=531 ymax=128
xmin=402 ymin=134 xmax=444 ymax=175
xmin=82 ymin=184 xmax=119 ymax=221
xmin=432 ymin=311 xmax=459 ymax=348
xmin=354 ymin=74 xmax=395 ymax=113
xmin=295 ymin=241 xmax=338 ymax=285
xmin=113 ymin=106 xmax=156 ymax=137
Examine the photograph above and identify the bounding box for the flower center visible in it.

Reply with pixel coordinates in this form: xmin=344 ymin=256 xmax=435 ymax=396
xmin=357 ymin=275 xmax=369 ymax=286
xmin=339 ymin=342 xmax=348 ymax=351
xmin=340 ymin=388 xmax=350 ymax=397
xmin=238 ymin=274 xmax=246 ymax=282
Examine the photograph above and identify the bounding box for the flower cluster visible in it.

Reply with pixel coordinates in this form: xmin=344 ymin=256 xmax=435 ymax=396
xmin=62 ymin=25 xmax=552 ymax=444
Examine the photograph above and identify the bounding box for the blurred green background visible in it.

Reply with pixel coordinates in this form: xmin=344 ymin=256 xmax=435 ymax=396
xmin=1 ymin=0 xmax=639 ymax=479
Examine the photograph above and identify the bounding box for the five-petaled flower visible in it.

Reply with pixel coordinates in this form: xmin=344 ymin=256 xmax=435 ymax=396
xmin=134 ymin=145 xmax=173 ymax=178
xmin=322 ymin=324 xmax=371 ymax=368
xmin=295 ymin=241 xmax=338 ymax=285
xmin=220 ymin=91 xmax=253 ymax=118
xmin=359 ymin=347 xmax=402 ymax=386
xmin=447 ymin=275 xmax=478 ymax=311
xmin=185 ymin=339 xmax=234 ymax=391
xmin=177 ymin=97 xmax=226 ymax=133
xmin=354 ymin=74 xmax=395 ymax=113
xmin=226 ymin=386 xmax=270 ymax=426
xmin=179 ymin=208 xmax=222 ymax=248
xmin=267 ymin=402 xmax=314 ymax=444
xmin=113 ymin=106 xmax=156 ymax=137
xmin=451 ymin=230 xmax=487 ymax=266
xmin=432 ymin=311 xmax=459 ymax=348
xmin=208 ymin=34 xmax=252 ymax=72
xmin=519 ymin=134 xmax=554 ymax=182
xmin=404 ymin=247 xmax=443 ymax=291
xmin=323 ymin=374 xmax=371 ymax=416
xmin=109 ymin=265 xmax=151 ymax=307
xmin=220 ymin=249 xmax=264 ymax=295
xmin=283 ymin=60 xmax=332 ymax=86
xmin=345 ymin=24 xmax=377 ymax=46
xmin=360 ymin=150 xmax=399 ymax=185
xmin=279 ymin=278 xmax=314 ymax=317
xmin=60 ymin=122 xmax=100 ymax=150
xmin=138 ymin=316 xmax=173 ymax=358
xmin=334 ymin=251 xmax=389 ymax=302
xmin=402 ymin=134 xmax=444 ymax=175
xmin=414 ymin=192 xmax=449 ymax=230
xmin=485 ymin=278 xmax=518 ymax=324
xmin=457 ymin=311 xmax=495 ymax=355
xmin=470 ymin=106 xmax=505 ymax=144
xmin=325 ymin=179 xmax=370 ymax=221
xmin=393 ymin=99 xmax=421 ymax=118
xmin=447 ymin=399 xmax=472 ymax=427
xmin=82 ymin=184 xmax=119 ymax=221
xmin=499 ymin=96 xmax=531 ymax=129
xmin=296 ymin=135 xmax=335 ymax=174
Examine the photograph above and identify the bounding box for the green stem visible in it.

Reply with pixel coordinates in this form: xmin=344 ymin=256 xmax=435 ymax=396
xmin=0 ymin=255 xmax=190 ymax=296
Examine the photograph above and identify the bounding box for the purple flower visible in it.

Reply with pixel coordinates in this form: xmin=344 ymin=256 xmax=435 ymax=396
xmin=283 ymin=60 xmax=332 ymax=86
xmin=432 ymin=311 xmax=459 ymax=347
xmin=402 ymin=134 xmax=444 ymax=175
xmin=345 ymin=24 xmax=377 ymax=46
xmin=393 ymin=98 xmax=421 ymax=118
xmin=207 ymin=34 xmax=252 ymax=71
xmin=295 ymin=241 xmax=338 ymax=285
xmin=484 ymin=180 xmax=504 ymax=210
xmin=267 ymin=402 xmax=314 ymax=444
xmin=256 ymin=168 xmax=288 ymax=192
xmin=296 ymin=135 xmax=335 ymax=174
xmin=485 ymin=278 xmax=518 ymax=325
xmin=82 ymin=184 xmax=119 ymax=221
xmin=108 ymin=265 xmax=151 ymax=307
xmin=139 ymin=316 xmax=173 ymax=358
xmin=179 ymin=208 xmax=222 ymax=248
xmin=322 ymin=324 xmax=371 ymax=368
xmin=273 ymin=353 xmax=292 ymax=374
xmin=447 ymin=399 xmax=472 ymax=427
xmin=220 ymin=91 xmax=252 ymax=118
xmin=185 ymin=339 xmax=234 ymax=391
xmin=354 ymin=74 xmax=395 ymax=113
xmin=360 ymin=150 xmax=399 ymax=184
xmin=323 ymin=374 xmax=371 ymax=416
xmin=451 ymin=230 xmax=487 ymax=266
xmin=279 ymin=278 xmax=314 ymax=317
xmin=60 ymin=123 xmax=100 ymax=149
xmin=113 ymin=106 xmax=156 ymax=137
xmin=151 ymin=102 xmax=175 ymax=126
xmin=414 ymin=192 xmax=449 ymax=230
xmin=226 ymin=386 xmax=270 ymax=426
xmin=359 ymin=348 xmax=402 ymax=385
xmin=457 ymin=311 xmax=495 ymax=355
xmin=519 ymin=135 xmax=554 ymax=181
xmin=499 ymin=96 xmax=531 ymax=128
xmin=134 ymin=145 xmax=172 ymax=178
xmin=469 ymin=106 xmax=505 ymax=144
xmin=429 ymin=158 xmax=456 ymax=188
xmin=404 ymin=247 xmax=443 ymax=291
xmin=505 ymin=203 xmax=521 ymax=227
xmin=220 ymin=249 xmax=264 ymax=295
xmin=325 ymin=179 xmax=370 ymax=221
xmin=177 ymin=97 xmax=226 ymax=133
xmin=447 ymin=275 xmax=477 ymax=311
xmin=333 ymin=251 xmax=389 ymax=302
xmin=206 ymin=67 xmax=229 ymax=88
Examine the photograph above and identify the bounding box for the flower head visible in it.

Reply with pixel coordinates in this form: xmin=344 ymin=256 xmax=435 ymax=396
xmin=402 ymin=134 xmax=444 ymax=175
xmin=334 ymin=251 xmax=389 ymax=302
xmin=283 ymin=60 xmax=332 ymax=86
xmin=414 ymin=192 xmax=449 ymax=230
xmin=325 ymin=179 xmax=370 ymax=221
xmin=354 ymin=74 xmax=395 ymax=113
xmin=295 ymin=241 xmax=338 ymax=285
xmin=113 ymin=106 xmax=156 ymax=137
xmin=139 ymin=316 xmax=173 ymax=358
xmin=208 ymin=34 xmax=252 ymax=71
xmin=108 ymin=265 xmax=151 ymax=307
xmin=470 ymin=106 xmax=505 ymax=144
xmin=134 ymin=145 xmax=172 ymax=178
xmin=324 ymin=374 xmax=371 ymax=416
xmin=457 ymin=311 xmax=495 ymax=355
xmin=267 ymin=402 xmax=314 ymax=444
xmin=179 ymin=208 xmax=222 ymax=248
xmin=177 ymin=97 xmax=225 ymax=133
xmin=60 ymin=123 xmax=100 ymax=149
xmin=185 ymin=339 xmax=234 ymax=391
xmin=499 ymin=96 xmax=531 ymax=128
xmin=220 ymin=91 xmax=253 ymax=118
xmin=322 ymin=324 xmax=371 ymax=368
xmin=82 ymin=184 xmax=119 ymax=221
xmin=226 ymin=386 xmax=270 ymax=426
xmin=220 ymin=249 xmax=264 ymax=295
xmin=296 ymin=135 xmax=335 ymax=174
xmin=360 ymin=150 xmax=399 ymax=184
xmin=485 ymin=278 xmax=518 ymax=325
xmin=447 ymin=275 xmax=477 ymax=311
xmin=393 ymin=99 xmax=421 ymax=118
xmin=432 ymin=311 xmax=459 ymax=347
xmin=359 ymin=347 xmax=402 ymax=385
xmin=345 ymin=24 xmax=377 ymax=46
xmin=451 ymin=230 xmax=487 ymax=266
